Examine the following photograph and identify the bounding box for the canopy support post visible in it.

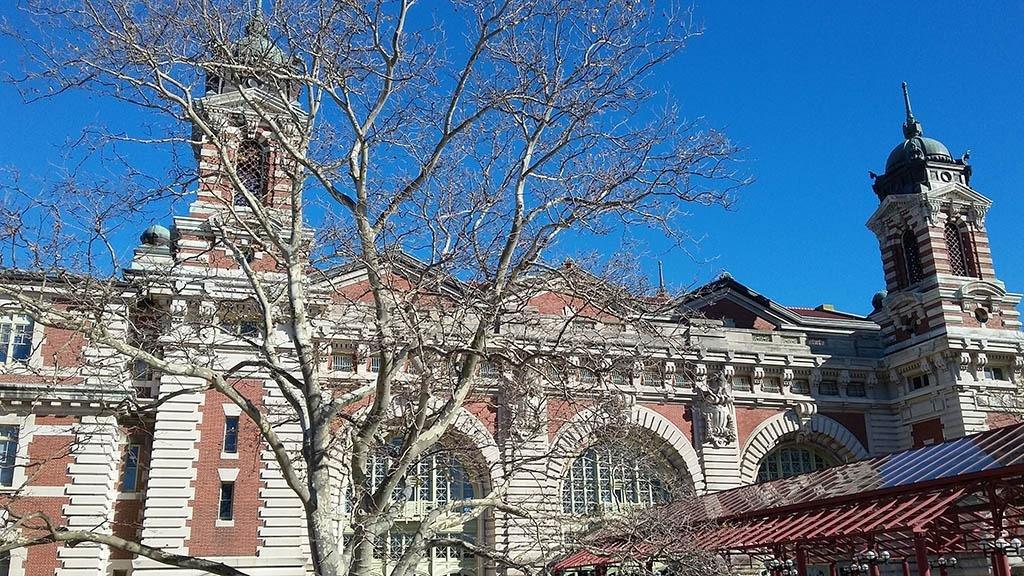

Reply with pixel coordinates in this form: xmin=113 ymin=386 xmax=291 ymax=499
xmin=914 ymin=533 xmax=931 ymax=576
xmin=829 ymin=563 xmax=838 ymax=576
xmin=796 ymin=548 xmax=808 ymax=576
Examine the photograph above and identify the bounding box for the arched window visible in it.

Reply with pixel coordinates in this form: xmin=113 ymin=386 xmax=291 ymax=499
xmin=944 ymin=221 xmax=976 ymax=277
xmin=234 ymin=140 xmax=268 ymax=206
xmin=561 ymin=440 xmax=674 ymax=516
xmin=756 ymin=444 xmax=836 ymax=483
xmin=901 ymin=228 xmax=924 ymax=285
xmin=349 ymin=440 xmax=480 ymax=571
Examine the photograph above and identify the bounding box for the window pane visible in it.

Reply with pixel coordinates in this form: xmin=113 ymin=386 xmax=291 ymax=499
xmin=0 ymin=324 xmax=11 ymax=364
xmin=122 ymin=444 xmax=140 ymax=491
xmin=332 ymin=353 xmax=354 ymax=371
xmin=756 ymin=444 xmax=834 ymax=482
xmin=219 ymin=482 xmax=234 ymax=520
xmin=224 ymin=417 xmax=239 ymax=454
xmin=12 ymin=322 xmax=33 ymax=360
xmin=0 ymin=426 xmax=18 ymax=487
xmin=561 ymin=441 xmax=672 ymax=515
xmin=235 ymin=141 xmax=267 ymax=205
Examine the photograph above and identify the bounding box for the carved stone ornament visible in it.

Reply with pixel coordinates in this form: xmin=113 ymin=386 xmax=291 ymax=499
xmin=752 ymin=366 xmax=766 ymax=387
xmin=500 ymin=376 xmax=545 ymax=441
xmin=787 ymin=401 xmax=818 ymax=429
xmin=696 ymin=371 xmax=736 ymax=448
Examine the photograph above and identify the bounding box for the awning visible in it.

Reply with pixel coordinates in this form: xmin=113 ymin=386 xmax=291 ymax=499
xmin=551 ymin=550 xmax=617 ymax=571
xmin=698 ymin=488 xmax=966 ymax=551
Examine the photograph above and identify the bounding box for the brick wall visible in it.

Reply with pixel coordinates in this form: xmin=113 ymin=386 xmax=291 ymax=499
xmin=820 ymin=411 xmax=869 ymax=452
xmin=735 ymin=407 xmax=782 ymax=446
xmin=911 ymin=418 xmax=944 ymax=448
xmin=186 ymin=381 xmax=264 ymax=556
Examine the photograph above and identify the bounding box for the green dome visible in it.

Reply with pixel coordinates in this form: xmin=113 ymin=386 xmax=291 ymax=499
xmin=233 ymin=16 xmax=287 ymax=66
xmin=883 ymin=82 xmax=954 ymax=172
xmin=140 ymin=224 xmax=171 ymax=247
xmin=885 ymin=135 xmax=953 ymax=171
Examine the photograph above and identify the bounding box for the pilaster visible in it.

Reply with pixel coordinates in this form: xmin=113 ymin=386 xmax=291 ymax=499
xmin=56 ymin=415 xmax=121 ymax=576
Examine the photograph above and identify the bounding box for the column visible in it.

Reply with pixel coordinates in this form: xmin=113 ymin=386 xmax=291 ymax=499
xmin=913 ymin=533 xmax=931 ymax=576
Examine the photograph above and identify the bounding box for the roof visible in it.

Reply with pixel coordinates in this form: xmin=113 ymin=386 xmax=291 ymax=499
xmin=885 ymin=135 xmax=953 ymax=172
xmin=554 ymin=424 xmax=1024 ymax=570
xmin=696 ymin=421 xmax=1024 ymax=522
xmin=677 ymin=274 xmax=876 ymax=330
xmin=785 ymin=306 xmax=866 ymax=321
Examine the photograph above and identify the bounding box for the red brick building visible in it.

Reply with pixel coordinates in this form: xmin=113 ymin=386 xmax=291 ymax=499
xmin=0 ymin=23 xmax=1020 ymax=576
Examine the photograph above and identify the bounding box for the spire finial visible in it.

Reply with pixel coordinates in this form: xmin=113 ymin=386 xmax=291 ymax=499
xmin=901 ymin=81 xmax=923 ymax=139
xmin=657 ymin=261 xmax=666 ymax=295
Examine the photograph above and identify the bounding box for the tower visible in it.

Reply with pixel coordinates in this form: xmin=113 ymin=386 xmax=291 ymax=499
xmin=867 ymin=84 xmax=1024 ymax=445
xmin=128 ymin=13 xmax=307 ymax=276
xmin=193 ymin=13 xmax=302 ymax=214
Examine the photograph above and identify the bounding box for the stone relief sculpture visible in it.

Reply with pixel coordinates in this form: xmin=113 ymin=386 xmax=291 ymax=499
xmin=697 ymin=370 xmax=736 ymax=447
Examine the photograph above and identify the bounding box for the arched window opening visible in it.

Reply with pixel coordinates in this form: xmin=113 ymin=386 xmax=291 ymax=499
xmin=756 ymin=444 xmax=836 ymax=483
xmin=561 ymin=439 xmax=677 ymax=516
xmin=346 ymin=439 xmax=481 ymax=572
xmin=234 ymin=140 xmax=268 ymax=206
xmin=944 ymin=221 xmax=977 ymax=277
xmin=901 ymin=228 xmax=924 ymax=286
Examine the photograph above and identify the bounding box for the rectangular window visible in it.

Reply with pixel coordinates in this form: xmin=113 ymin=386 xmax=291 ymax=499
xmin=122 ymin=443 xmax=140 ymax=492
xmin=579 ymin=368 xmax=598 ymax=384
xmin=673 ymin=373 xmax=690 ymax=388
xmin=132 ymin=359 xmax=153 ymax=381
xmin=791 ymin=379 xmax=810 ymax=394
xmin=761 ymin=377 xmax=782 ymax=393
xmin=238 ymin=320 xmax=259 ymax=338
xmin=222 ymin=319 xmax=259 ymax=338
xmin=368 ymin=356 xmax=381 ymax=373
xmin=218 ymin=482 xmax=234 ymax=521
xmin=332 ymin=353 xmax=354 ymax=371
xmin=910 ymin=374 xmax=931 ymax=390
xmin=0 ymin=315 xmax=34 ymax=364
xmin=732 ymin=376 xmax=752 ymax=392
xmin=0 ymin=426 xmax=18 ymax=487
xmin=984 ymin=367 xmax=1006 ymax=381
xmin=223 ymin=416 xmax=239 ymax=454
xmin=479 ymin=361 xmax=499 ymax=378
xmin=847 ymin=382 xmax=867 ymax=397
xmin=818 ymin=380 xmax=840 ymax=396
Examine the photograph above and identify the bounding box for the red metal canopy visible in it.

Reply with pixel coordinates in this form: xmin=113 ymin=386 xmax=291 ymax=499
xmin=552 ymin=423 xmax=1024 ymax=576
xmin=550 ymin=550 xmax=617 ymax=572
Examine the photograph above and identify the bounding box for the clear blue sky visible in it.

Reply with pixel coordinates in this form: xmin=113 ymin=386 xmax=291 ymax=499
xmin=1 ymin=2 xmax=1021 ymax=315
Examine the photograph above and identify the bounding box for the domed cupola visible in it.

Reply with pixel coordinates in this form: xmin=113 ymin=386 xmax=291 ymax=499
xmin=871 ymin=83 xmax=969 ymax=200
xmin=883 ymin=83 xmax=953 ymax=171
xmin=204 ymin=12 xmax=298 ymax=99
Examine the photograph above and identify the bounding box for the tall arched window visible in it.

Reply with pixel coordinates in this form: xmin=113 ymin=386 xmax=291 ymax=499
xmin=901 ymin=228 xmax=924 ymax=285
xmin=348 ymin=440 xmax=480 ymax=572
xmin=944 ymin=221 xmax=976 ymax=277
xmin=561 ymin=440 xmax=674 ymax=516
xmin=234 ymin=140 xmax=268 ymax=206
xmin=756 ymin=444 xmax=836 ymax=483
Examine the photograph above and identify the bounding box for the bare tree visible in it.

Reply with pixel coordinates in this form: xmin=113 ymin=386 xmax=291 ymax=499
xmin=0 ymin=1 xmax=744 ymax=575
